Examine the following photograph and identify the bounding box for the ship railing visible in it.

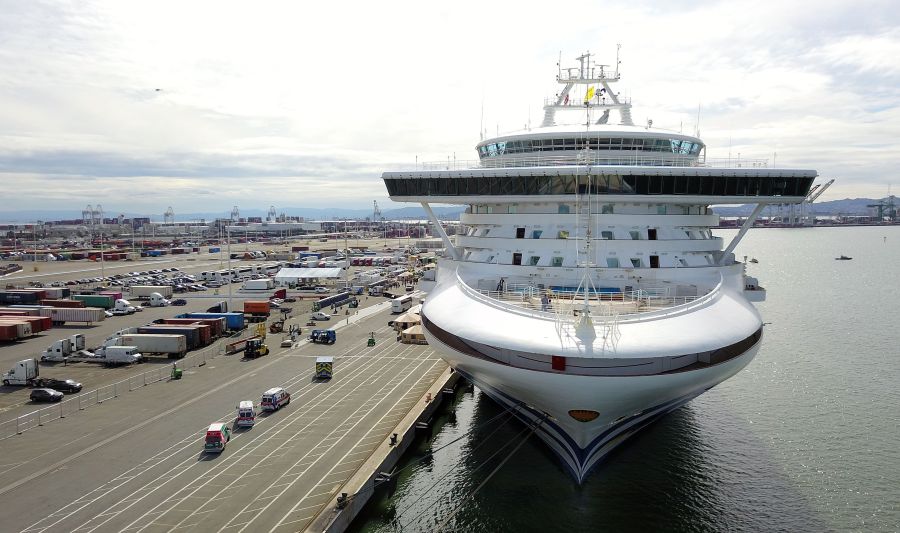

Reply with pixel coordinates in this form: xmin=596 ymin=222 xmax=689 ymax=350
xmin=416 ymin=155 xmax=768 ymax=171
xmin=456 ymin=273 xmax=724 ymax=323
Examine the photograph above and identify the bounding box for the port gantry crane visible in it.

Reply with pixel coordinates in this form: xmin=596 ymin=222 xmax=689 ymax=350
xmin=867 ymin=193 xmax=897 ymax=223
xmin=799 ymin=178 xmax=834 ymax=226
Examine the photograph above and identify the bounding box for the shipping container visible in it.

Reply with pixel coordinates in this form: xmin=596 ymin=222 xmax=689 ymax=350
xmin=0 ymin=320 xmax=33 ymax=338
xmin=160 ymin=317 xmax=226 ymax=338
xmin=40 ymin=299 xmax=86 ymax=308
xmin=136 ymin=326 xmax=202 ymax=350
xmin=130 ymin=285 xmax=174 ymax=298
xmin=99 ymin=290 xmax=123 ymax=301
xmin=0 ymin=324 xmax=22 ymax=341
xmin=72 ymin=294 xmax=115 ymax=309
xmin=110 ymin=334 xmax=187 ymax=358
xmin=0 ymin=316 xmax=50 ymax=333
xmin=0 ymin=309 xmax=32 ymax=317
xmin=41 ymin=287 xmax=71 ymax=299
xmin=243 ymin=300 xmax=271 ymax=316
xmin=178 ymin=312 xmax=245 ymax=331
xmin=242 ymin=279 xmax=274 ymax=291
xmin=0 ymin=291 xmax=40 ymax=305
xmin=39 ymin=307 xmax=106 ymax=325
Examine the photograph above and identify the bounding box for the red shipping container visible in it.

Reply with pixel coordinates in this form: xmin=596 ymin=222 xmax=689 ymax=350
xmin=41 ymin=299 xmax=86 ymax=308
xmin=0 ymin=323 xmax=21 ymax=341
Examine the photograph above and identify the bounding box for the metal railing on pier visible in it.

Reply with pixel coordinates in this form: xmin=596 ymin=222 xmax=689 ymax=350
xmin=0 ymin=342 xmax=226 ymax=441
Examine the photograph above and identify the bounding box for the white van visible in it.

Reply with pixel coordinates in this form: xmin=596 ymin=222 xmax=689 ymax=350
xmin=236 ymin=400 xmax=256 ymax=427
xmin=260 ymin=387 xmax=290 ymax=411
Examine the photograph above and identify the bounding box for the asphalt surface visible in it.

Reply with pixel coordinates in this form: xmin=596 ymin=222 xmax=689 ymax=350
xmin=0 ymin=296 xmax=446 ymax=533
xmin=0 ymin=253 xmax=406 ymax=413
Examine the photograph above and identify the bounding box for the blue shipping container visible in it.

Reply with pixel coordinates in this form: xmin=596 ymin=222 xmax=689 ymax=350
xmin=178 ymin=312 xmax=245 ymax=331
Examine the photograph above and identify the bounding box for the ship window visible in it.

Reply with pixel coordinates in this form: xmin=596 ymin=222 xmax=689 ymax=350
xmin=532 ymin=230 xmax=543 ymax=239
xmin=678 ymin=258 xmax=689 ymax=267
xmin=486 ymin=255 xmax=495 ymax=263
xmin=516 ymin=227 xmax=525 ymax=239
xmin=657 ymin=205 xmax=666 ymax=215
xmin=529 ymin=256 xmax=540 ymax=266
xmin=551 ymin=256 xmax=564 ymax=267
xmin=558 ymin=230 xmax=569 ymax=239
xmin=650 ymin=255 xmax=660 ymax=268
xmin=606 ymin=257 xmax=620 ymax=268
xmin=512 ymin=253 xmax=522 ymax=265
xmin=601 ymin=204 xmax=614 ymax=214
xmin=558 ymin=204 xmax=570 ymax=214
xmin=648 ymin=228 xmax=657 ymax=240
xmin=601 ymin=231 xmax=614 ymax=240
xmin=630 ymin=258 xmax=642 ymax=267
xmin=685 ymin=231 xmax=692 ymax=239
xmin=629 ymin=230 xmax=641 ymax=240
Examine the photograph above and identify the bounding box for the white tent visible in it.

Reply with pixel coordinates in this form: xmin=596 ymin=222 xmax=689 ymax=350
xmin=274 ymin=267 xmax=343 ymax=286
xmin=401 ymin=324 xmax=427 ymax=344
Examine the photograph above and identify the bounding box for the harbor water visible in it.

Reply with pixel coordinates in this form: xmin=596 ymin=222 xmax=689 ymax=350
xmin=350 ymin=226 xmax=900 ymax=532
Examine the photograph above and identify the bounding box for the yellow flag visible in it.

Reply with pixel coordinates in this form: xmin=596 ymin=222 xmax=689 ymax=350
xmin=584 ymin=86 xmax=596 ymax=102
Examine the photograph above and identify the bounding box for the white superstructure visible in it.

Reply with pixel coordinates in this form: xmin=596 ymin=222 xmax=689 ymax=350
xmin=382 ymin=51 xmax=819 ymax=482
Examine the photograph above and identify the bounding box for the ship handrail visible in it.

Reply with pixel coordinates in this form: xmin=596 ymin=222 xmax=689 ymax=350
xmin=454 ymin=270 xmax=725 ymax=324
xmin=412 ymin=155 xmax=768 ymax=172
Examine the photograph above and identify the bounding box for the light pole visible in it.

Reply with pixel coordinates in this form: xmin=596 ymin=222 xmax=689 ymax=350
xmin=98 ymin=208 xmax=105 ymax=282
xmin=227 ymin=225 xmax=232 ymax=312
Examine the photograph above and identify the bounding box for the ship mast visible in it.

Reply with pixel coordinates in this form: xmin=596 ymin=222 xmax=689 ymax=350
xmin=540 ymin=49 xmax=634 ymax=128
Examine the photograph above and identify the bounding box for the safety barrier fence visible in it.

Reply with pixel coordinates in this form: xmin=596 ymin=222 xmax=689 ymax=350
xmin=0 ymin=341 xmax=225 ymax=441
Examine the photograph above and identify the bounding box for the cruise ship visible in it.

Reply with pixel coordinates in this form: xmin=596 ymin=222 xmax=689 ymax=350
xmin=381 ymin=52 xmax=818 ymax=482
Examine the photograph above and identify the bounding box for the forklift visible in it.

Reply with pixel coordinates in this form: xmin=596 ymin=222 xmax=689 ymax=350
xmin=244 ymin=338 xmax=270 ymax=359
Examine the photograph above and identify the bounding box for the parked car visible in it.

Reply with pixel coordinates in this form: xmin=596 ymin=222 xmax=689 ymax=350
xmin=314 ymin=287 xmax=329 ymax=294
xmin=30 ymin=388 xmax=64 ymax=402
xmin=171 ymin=299 xmax=187 ymax=306
xmin=35 ymin=378 xmax=82 ymax=393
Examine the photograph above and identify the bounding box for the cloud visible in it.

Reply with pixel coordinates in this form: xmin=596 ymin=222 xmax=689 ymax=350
xmin=0 ymin=0 xmax=898 ymax=216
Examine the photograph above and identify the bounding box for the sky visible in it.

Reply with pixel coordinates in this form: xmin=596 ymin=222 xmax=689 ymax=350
xmin=0 ymin=0 xmax=898 ymax=220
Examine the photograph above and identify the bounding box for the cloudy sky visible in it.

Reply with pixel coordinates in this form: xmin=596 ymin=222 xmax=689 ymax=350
xmin=1 ymin=0 xmax=897 ymax=219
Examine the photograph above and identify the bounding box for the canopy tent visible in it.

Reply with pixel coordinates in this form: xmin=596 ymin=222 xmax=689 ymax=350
xmin=401 ymin=324 xmax=427 ymax=344
xmin=392 ymin=312 xmax=421 ymax=331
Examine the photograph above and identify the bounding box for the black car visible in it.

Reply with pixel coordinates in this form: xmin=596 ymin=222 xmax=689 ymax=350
xmin=171 ymin=298 xmax=187 ymax=306
xmin=30 ymin=388 xmax=64 ymax=402
xmin=36 ymin=378 xmax=82 ymax=393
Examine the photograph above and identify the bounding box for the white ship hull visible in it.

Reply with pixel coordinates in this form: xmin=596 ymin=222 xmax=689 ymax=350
xmin=426 ymin=331 xmax=761 ymax=482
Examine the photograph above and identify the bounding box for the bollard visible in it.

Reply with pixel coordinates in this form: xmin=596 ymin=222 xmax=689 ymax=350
xmin=60 ymin=402 xmax=65 ymax=419
xmin=38 ymin=410 xmax=42 ymax=426
xmin=114 ymin=383 xmax=117 ymax=398
xmin=17 ymin=415 xmax=20 ymax=434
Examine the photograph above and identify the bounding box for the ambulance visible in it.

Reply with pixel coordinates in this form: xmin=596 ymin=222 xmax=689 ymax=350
xmin=236 ymin=401 xmax=256 ymax=427
xmin=204 ymin=423 xmax=231 ymax=453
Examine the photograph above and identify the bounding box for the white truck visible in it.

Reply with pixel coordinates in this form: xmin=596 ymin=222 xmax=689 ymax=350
xmin=113 ymin=299 xmax=137 ymax=314
xmin=130 ymin=285 xmax=174 ymax=299
xmin=41 ymin=341 xmax=142 ymax=365
xmin=104 ymin=334 xmax=187 ymax=358
xmin=146 ymin=293 xmax=171 ymax=307
xmin=3 ymin=358 xmax=39 ymax=386
xmin=90 ymin=346 xmax=142 ymax=365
